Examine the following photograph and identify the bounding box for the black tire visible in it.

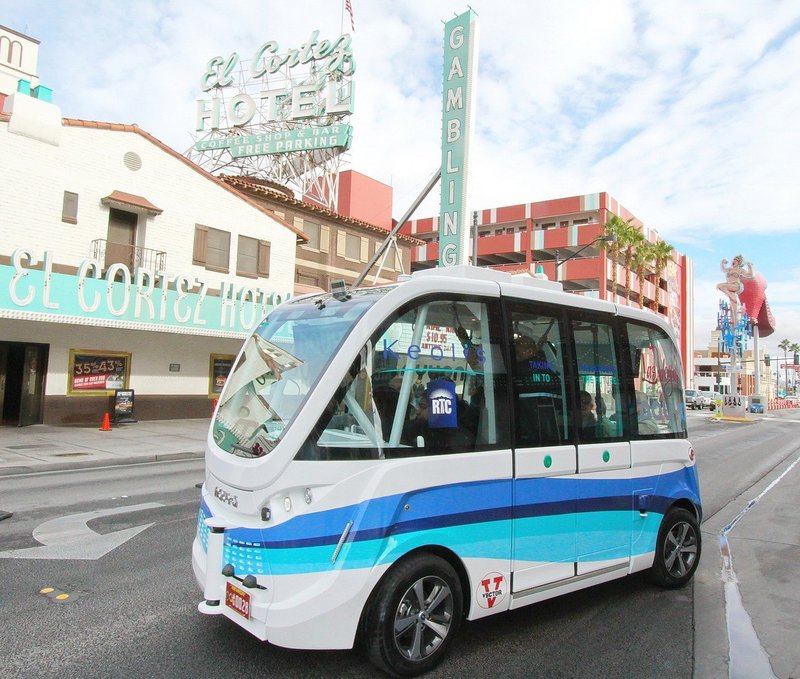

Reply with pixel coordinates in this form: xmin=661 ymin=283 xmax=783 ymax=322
xmin=366 ymin=553 xmax=463 ymax=677
xmin=649 ymin=507 xmax=701 ymax=588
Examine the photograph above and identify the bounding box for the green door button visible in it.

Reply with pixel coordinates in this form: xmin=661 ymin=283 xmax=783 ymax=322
xmin=602 ymin=450 xmax=610 ymax=463
xmin=543 ymin=455 xmax=552 ymax=468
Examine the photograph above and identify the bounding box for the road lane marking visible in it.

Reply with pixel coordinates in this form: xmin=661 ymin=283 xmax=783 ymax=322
xmin=0 ymin=502 xmax=164 ymax=560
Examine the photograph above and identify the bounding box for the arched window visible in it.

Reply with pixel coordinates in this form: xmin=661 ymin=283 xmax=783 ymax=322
xmin=0 ymin=37 xmax=24 ymax=68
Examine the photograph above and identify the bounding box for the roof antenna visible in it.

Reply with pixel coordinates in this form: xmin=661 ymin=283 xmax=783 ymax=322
xmin=353 ymin=167 xmax=441 ymax=289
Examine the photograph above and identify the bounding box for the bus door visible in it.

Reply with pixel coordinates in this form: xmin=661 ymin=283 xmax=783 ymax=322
xmin=507 ymin=303 xmax=577 ymax=593
xmin=570 ymin=315 xmax=631 ymax=575
xmin=623 ymin=319 xmax=692 ymax=565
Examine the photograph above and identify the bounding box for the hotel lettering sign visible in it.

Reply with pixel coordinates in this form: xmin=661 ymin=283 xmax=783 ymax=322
xmin=194 ymin=30 xmax=355 ymax=157
xmin=438 ymin=10 xmax=478 ymax=267
xmin=0 ymin=249 xmax=290 ymax=336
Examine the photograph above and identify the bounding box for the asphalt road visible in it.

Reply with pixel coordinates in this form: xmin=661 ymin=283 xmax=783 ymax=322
xmin=0 ymin=414 xmax=797 ymax=678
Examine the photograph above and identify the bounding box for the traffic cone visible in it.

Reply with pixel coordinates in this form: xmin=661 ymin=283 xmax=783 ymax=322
xmin=99 ymin=412 xmax=112 ymax=431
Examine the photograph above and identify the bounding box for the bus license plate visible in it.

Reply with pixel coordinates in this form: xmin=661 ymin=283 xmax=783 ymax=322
xmin=225 ymin=582 xmax=251 ymax=620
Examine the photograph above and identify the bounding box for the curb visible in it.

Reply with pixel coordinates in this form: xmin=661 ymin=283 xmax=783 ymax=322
xmin=693 ymin=525 xmax=728 ymax=678
xmin=0 ymin=450 xmax=204 ymax=477
xmin=708 ymin=416 xmax=759 ymax=424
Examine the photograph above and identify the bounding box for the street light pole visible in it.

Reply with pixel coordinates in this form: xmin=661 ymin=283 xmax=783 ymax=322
xmin=553 ymin=234 xmax=616 ymax=284
xmin=752 ymin=319 xmax=762 ymax=408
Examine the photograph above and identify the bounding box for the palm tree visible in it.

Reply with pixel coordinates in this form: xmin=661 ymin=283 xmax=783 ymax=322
xmin=622 ymin=226 xmax=644 ymax=305
xmin=632 ymin=240 xmax=655 ymax=309
xmin=600 ymin=215 xmax=631 ymax=301
xmin=791 ymin=343 xmax=800 ymax=395
xmin=779 ymin=338 xmax=791 ymax=396
xmin=651 ymin=240 xmax=675 ymax=312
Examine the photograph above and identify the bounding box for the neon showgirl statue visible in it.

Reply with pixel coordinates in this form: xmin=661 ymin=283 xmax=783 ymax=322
xmin=717 ymin=254 xmax=754 ymax=315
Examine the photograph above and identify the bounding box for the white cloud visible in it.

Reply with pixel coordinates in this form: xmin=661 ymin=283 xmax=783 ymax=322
xmin=5 ymin=0 xmax=800 ymax=350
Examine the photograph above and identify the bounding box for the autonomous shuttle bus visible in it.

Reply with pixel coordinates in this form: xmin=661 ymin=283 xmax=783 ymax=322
xmin=192 ymin=265 xmax=702 ymax=677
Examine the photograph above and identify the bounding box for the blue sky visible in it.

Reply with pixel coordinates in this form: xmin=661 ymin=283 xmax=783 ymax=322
xmin=4 ymin=0 xmax=800 ymax=356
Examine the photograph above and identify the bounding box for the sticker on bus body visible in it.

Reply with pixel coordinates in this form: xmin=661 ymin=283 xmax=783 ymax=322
xmin=427 ymin=379 xmax=458 ymax=428
xmin=476 ymin=572 xmax=507 ymax=609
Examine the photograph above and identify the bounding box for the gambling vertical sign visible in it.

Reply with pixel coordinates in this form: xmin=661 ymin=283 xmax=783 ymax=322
xmin=438 ymin=10 xmax=478 ymax=267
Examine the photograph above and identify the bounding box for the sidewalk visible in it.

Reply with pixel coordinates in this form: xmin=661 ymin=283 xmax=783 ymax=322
xmin=0 ymin=418 xmax=208 ymax=475
xmin=694 ymin=448 xmax=800 ymax=679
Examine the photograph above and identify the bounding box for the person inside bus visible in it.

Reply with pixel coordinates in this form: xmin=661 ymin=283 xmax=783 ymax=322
xmin=411 ymin=374 xmax=426 ymax=409
xmin=403 ymin=392 xmax=429 ymax=446
xmin=513 ymin=333 xmax=563 ymax=445
xmin=636 ymin=391 xmax=661 ymax=434
xmin=513 ymin=335 xmax=560 ymax=392
xmin=465 ymin=379 xmax=485 ymax=437
xmin=594 ymin=394 xmax=617 ymax=437
xmin=402 ymin=383 xmax=474 ymax=451
xmin=579 ymin=390 xmax=597 ymax=439
xmin=456 ymin=324 xmax=483 ymax=371
xmin=373 ymin=372 xmax=403 ymax=437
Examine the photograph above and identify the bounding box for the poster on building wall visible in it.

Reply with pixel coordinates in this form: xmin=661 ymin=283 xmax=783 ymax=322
xmin=209 ymin=354 xmax=235 ymax=397
xmin=68 ymin=350 xmax=131 ymax=395
xmin=112 ymin=389 xmax=137 ymax=423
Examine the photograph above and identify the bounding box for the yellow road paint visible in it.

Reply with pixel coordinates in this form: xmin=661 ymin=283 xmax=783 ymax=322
xmin=55 ymin=593 xmax=70 ymax=600
xmin=39 ymin=587 xmax=55 ymax=594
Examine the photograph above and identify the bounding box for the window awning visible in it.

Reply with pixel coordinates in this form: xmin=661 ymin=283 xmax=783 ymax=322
xmin=101 ymin=190 xmax=163 ymax=215
xmin=294 ymin=282 xmax=326 ymax=296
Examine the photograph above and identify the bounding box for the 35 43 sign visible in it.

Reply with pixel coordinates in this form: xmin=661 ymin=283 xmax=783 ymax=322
xmin=69 ymin=350 xmax=130 ymax=394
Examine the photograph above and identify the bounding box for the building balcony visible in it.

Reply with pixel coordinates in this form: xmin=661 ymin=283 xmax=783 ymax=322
xmin=91 ymin=239 xmax=166 ymax=272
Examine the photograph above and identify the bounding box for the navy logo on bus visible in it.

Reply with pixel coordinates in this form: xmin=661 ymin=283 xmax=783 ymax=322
xmin=427 ymin=379 xmax=457 ymax=428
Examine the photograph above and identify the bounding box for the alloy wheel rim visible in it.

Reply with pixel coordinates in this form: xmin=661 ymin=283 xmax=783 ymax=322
xmin=663 ymin=520 xmax=698 ymax=577
xmin=393 ymin=575 xmax=454 ymax=662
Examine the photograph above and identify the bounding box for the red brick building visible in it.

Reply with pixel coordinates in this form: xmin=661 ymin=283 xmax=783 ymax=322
xmin=401 ymin=192 xmax=694 ymax=381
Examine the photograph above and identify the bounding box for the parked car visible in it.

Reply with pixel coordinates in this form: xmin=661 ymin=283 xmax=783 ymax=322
xmin=749 ymin=403 xmax=765 ymax=414
xmin=685 ymin=389 xmax=703 ymax=409
xmin=707 ymin=391 xmax=722 ymax=410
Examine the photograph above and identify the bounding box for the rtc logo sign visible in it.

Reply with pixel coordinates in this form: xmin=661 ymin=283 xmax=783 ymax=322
xmin=476 ymin=572 xmax=506 ymax=609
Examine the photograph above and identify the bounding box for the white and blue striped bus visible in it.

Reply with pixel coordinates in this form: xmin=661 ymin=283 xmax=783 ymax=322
xmin=193 ymin=265 xmax=701 ymax=676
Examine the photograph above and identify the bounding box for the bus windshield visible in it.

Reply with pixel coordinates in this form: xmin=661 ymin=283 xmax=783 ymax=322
xmin=211 ymin=288 xmax=390 ymax=457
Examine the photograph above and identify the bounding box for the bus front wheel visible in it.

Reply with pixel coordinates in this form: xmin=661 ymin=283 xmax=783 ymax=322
xmin=366 ymin=553 xmax=463 ymax=677
xmin=649 ymin=507 xmax=701 ymax=588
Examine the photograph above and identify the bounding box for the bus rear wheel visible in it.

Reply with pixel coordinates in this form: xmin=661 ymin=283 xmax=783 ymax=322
xmin=366 ymin=553 xmax=463 ymax=677
xmin=649 ymin=507 xmax=701 ymax=588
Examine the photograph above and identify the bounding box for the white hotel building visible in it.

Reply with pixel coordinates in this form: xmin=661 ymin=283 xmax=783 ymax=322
xmin=0 ymin=26 xmax=301 ymax=426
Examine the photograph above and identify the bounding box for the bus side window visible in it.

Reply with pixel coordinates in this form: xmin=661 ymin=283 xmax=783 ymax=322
xmin=509 ymin=306 xmax=569 ymax=447
xmin=302 ymin=296 xmax=510 ymax=459
xmin=625 ymin=322 xmax=686 ymax=437
xmin=570 ymin=318 xmax=623 ymax=441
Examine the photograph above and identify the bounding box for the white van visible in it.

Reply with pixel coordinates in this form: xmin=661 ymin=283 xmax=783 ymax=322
xmin=193 ymin=266 xmax=702 ymax=676
xmin=684 ymin=388 xmax=703 ymax=409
